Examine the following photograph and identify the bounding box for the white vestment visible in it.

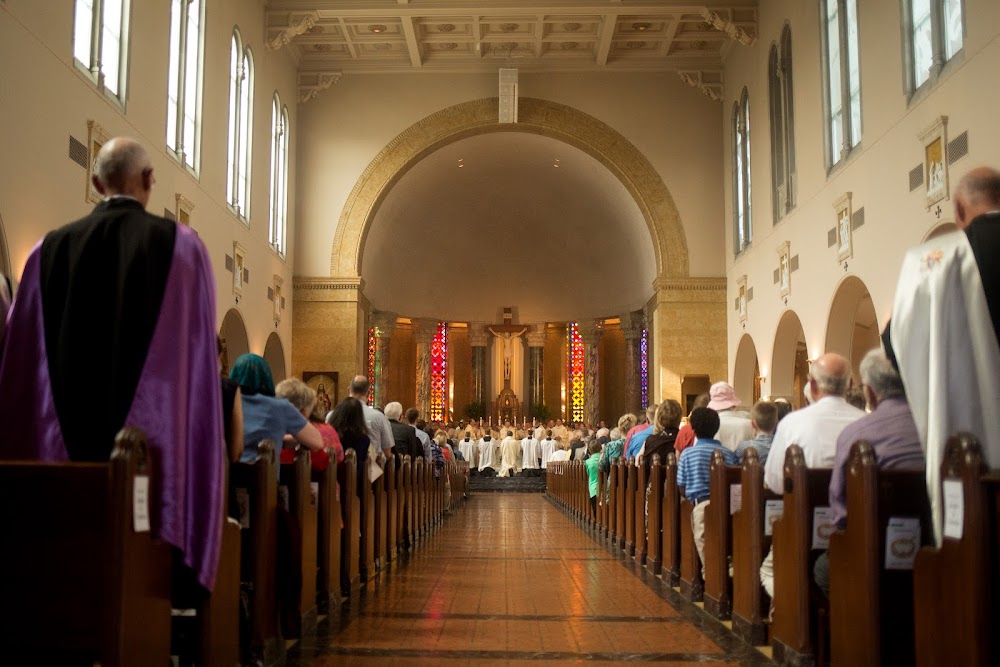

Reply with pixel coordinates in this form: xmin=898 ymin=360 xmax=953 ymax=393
xmin=891 ymin=231 xmax=1000 ymax=543
xmin=478 ymin=438 xmax=498 ymax=472
xmin=459 ymin=438 xmax=478 ymax=468
xmin=540 ymin=438 xmax=556 ymax=469
xmin=521 ymin=437 xmax=540 ymax=469
xmin=548 ymin=449 xmax=570 ymax=463
xmin=498 ymin=436 xmax=522 ymax=477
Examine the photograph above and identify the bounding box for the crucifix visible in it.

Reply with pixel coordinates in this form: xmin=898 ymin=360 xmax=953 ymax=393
xmin=488 ymin=326 xmax=527 ymax=381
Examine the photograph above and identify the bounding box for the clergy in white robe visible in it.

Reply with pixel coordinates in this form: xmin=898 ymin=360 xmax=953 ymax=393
xmin=458 ymin=436 xmax=478 ymax=468
xmin=477 ymin=436 xmax=498 ymax=473
xmin=498 ymin=435 xmax=522 ymax=477
xmin=521 ymin=436 xmax=540 ymax=470
xmin=540 ymin=436 xmax=557 ymax=469
xmin=548 ymin=446 xmax=571 ymax=463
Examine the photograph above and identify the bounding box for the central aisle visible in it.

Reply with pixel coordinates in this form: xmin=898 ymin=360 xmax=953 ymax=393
xmin=290 ymin=494 xmax=769 ymax=665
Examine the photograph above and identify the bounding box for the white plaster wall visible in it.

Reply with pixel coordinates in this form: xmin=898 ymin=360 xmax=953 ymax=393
xmin=0 ymin=0 xmax=298 ymax=371
xmin=295 ymin=71 xmax=725 ymax=282
xmin=721 ymin=0 xmax=1000 ymax=387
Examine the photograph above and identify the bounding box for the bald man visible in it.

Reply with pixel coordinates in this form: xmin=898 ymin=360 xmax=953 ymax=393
xmin=348 ymin=374 xmax=394 ymax=459
xmin=759 ymin=352 xmax=864 ymax=597
xmin=886 ymin=166 xmax=1000 ymax=542
xmin=0 ymin=137 xmax=225 ymax=592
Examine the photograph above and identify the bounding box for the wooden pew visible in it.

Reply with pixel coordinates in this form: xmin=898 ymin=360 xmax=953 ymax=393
xmin=401 ymin=455 xmax=412 ymax=551
xmin=372 ymin=453 xmax=387 ymax=573
xmin=359 ymin=452 xmax=376 ymax=583
xmin=635 ymin=460 xmax=648 ymax=564
xmin=413 ymin=457 xmax=425 ymax=543
xmin=607 ymin=463 xmax=619 ymax=545
xmin=384 ymin=454 xmax=398 ymax=566
xmin=732 ymin=447 xmax=779 ymax=646
xmin=661 ymin=452 xmax=682 ymax=587
xmin=678 ymin=494 xmax=703 ymax=601
xmin=195 ymin=514 xmax=241 ymax=667
xmin=598 ymin=469 xmax=608 ymax=539
xmin=625 ymin=459 xmax=637 ymax=555
xmin=278 ymin=448 xmax=318 ymax=638
xmin=703 ymin=450 xmax=742 ymax=620
xmin=913 ymin=433 xmax=1000 ymax=667
xmin=314 ymin=447 xmax=342 ymax=612
xmin=231 ymin=440 xmax=281 ymax=664
xmin=0 ymin=427 xmax=172 ymax=665
xmin=829 ymin=440 xmax=930 ymax=666
xmin=769 ymin=445 xmax=833 ymax=666
xmin=338 ymin=450 xmax=360 ymax=596
xmin=615 ymin=459 xmax=627 ymax=550
xmin=646 ymin=456 xmax=664 ymax=575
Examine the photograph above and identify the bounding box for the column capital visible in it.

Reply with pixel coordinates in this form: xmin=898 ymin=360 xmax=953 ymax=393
xmin=467 ymin=322 xmax=489 ymax=347
xmin=579 ymin=319 xmax=603 ymax=346
xmin=371 ymin=310 xmax=398 ymax=338
xmin=620 ymin=311 xmax=645 ymax=340
xmin=526 ymin=323 xmax=547 ymax=348
xmin=412 ymin=317 xmax=439 ymax=343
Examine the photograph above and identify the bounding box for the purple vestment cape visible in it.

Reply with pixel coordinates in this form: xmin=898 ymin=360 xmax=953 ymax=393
xmin=0 ymin=224 xmax=225 ymax=591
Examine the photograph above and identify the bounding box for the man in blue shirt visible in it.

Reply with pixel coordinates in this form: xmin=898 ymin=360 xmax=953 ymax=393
xmin=676 ymin=407 xmax=739 ymax=572
xmin=624 ymin=404 xmax=657 ymax=460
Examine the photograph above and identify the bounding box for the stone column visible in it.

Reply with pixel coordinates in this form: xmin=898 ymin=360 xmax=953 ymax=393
xmin=620 ymin=311 xmax=645 ymax=414
xmin=371 ymin=310 xmax=397 ymax=407
xmin=413 ymin=318 xmax=438 ymax=422
xmin=580 ymin=320 xmax=603 ymax=427
xmin=526 ymin=324 xmax=546 ymax=417
xmin=467 ymin=323 xmax=489 ymax=410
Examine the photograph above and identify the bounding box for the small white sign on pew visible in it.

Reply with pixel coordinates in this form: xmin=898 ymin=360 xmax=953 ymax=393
xmin=811 ymin=506 xmax=835 ymax=549
xmin=885 ymin=517 xmax=921 ymax=570
xmin=729 ymin=484 xmax=742 ymax=515
xmin=133 ymin=475 xmax=150 ymax=533
xmin=764 ymin=499 xmax=784 ymax=536
xmin=943 ymin=479 xmax=964 ymax=540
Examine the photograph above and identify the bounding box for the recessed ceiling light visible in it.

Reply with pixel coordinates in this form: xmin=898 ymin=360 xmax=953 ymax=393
xmin=369 ymin=24 xmax=387 ymax=34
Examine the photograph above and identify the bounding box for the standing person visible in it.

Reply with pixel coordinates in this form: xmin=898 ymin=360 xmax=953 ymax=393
xmin=637 ymin=400 xmax=683 ymax=472
xmin=275 ymin=378 xmax=341 ymax=472
xmin=625 ymin=405 xmax=658 ymax=460
xmin=734 ymin=401 xmax=778 ymax=465
xmin=706 ymin=382 xmax=754 ymax=452
xmin=886 ymin=166 xmax=1000 ymax=541
xmin=674 ymin=393 xmax=710 ymax=455
xmin=406 ymin=407 xmax=432 ymax=460
xmin=328 ymin=397 xmax=371 ymax=497
xmin=584 ymin=441 xmax=603 ymax=516
xmin=539 ymin=430 xmax=558 ymax=470
xmin=521 ymin=430 xmax=540 ymax=474
xmin=0 ymin=137 xmax=225 ymax=592
xmin=349 ymin=375 xmax=394 ymax=459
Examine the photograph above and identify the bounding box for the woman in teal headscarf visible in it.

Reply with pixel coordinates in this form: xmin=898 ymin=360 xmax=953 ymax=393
xmin=229 ymin=353 xmax=323 ymax=462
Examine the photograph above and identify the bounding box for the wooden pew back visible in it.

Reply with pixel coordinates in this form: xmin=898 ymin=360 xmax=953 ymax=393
xmin=314 ymin=447 xmax=342 ymax=611
xmin=0 ymin=427 xmax=172 ymax=665
xmin=829 ymin=440 xmax=930 ymax=666
xmin=661 ymin=452 xmax=682 ymax=587
xmin=703 ymin=450 xmax=742 ymax=619
xmin=914 ymin=433 xmax=1000 ymax=667
xmin=646 ymin=457 xmax=664 ymax=574
xmin=625 ymin=459 xmax=637 ymax=554
xmin=278 ymin=448 xmax=318 ymax=638
xmin=338 ymin=450 xmax=360 ymax=595
xmin=385 ymin=454 xmax=397 ymax=565
xmin=359 ymin=451 xmax=376 ymax=581
xmin=770 ymin=445 xmax=833 ymax=664
xmin=635 ymin=460 xmax=648 ymax=563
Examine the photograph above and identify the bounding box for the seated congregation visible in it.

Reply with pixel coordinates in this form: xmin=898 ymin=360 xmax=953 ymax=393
xmin=0 ymin=139 xmax=470 ymax=666
xmin=550 ymin=350 xmax=997 ymax=665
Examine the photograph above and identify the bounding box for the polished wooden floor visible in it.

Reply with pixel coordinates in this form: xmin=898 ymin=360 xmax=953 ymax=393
xmin=288 ymin=494 xmax=770 ymax=665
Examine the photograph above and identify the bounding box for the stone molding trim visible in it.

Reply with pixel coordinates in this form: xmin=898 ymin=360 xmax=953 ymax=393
xmin=653 ymin=277 xmax=727 ymax=292
xmin=293 ymin=276 xmax=368 ymax=306
xmin=329 ymin=97 xmax=690 ymax=280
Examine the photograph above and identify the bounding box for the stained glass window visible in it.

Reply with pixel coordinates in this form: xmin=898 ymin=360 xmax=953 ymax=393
xmin=568 ymin=322 xmax=584 ymax=423
xmin=367 ymin=327 xmax=376 ymax=406
xmin=640 ymin=328 xmax=649 ymax=409
xmin=430 ymin=322 xmax=448 ymax=422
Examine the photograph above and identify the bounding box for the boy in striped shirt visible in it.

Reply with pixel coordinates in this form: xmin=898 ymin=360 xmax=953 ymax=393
xmin=677 ymin=407 xmax=739 ymax=573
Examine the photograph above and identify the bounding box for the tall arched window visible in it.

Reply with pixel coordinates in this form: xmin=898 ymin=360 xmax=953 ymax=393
xmin=268 ymin=94 xmax=289 ymax=255
xmin=73 ymin=0 xmax=131 ymax=102
xmin=732 ymin=89 xmax=753 ymax=255
xmin=905 ymin=0 xmax=964 ymax=93
xmin=227 ymin=30 xmax=253 ymax=223
xmin=769 ymin=26 xmax=796 ymax=222
xmin=167 ymin=0 xmax=205 ymax=172
xmin=820 ymin=0 xmax=862 ymax=168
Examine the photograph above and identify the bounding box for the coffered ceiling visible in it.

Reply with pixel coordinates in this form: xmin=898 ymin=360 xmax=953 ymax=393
xmin=266 ymin=1 xmax=757 ymax=101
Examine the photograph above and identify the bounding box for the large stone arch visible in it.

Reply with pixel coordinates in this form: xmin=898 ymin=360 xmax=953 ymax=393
xmin=329 ymin=97 xmax=689 ymax=279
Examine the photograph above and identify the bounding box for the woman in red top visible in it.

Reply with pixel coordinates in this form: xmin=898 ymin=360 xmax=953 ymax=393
xmin=275 ymin=378 xmax=337 ymax=472
xmin=673 ymin=392 xmax=710 ymax=455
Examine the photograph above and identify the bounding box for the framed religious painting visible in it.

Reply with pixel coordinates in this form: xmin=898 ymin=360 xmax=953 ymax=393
xmin=777 ymin=241 xmax=791 ymax=298
xmin=272 ymin=275 xmax=283 ymax=324
xmin=833 ymin=192 xmax=853 ymax=263
xmin=303 ymin=371 xmax=338 ymax=416
xmin=232 ymin=242 xmax=246 ymax=298
xmin=175 ymin=194 xmax=194 ymax=227
xmin=736 ymin=275 xmax=748 ymax=324
xmin=86 ymin=120 xmax=110 ymax=204
xmin=919 ymin=115 xmax=949 ymax=209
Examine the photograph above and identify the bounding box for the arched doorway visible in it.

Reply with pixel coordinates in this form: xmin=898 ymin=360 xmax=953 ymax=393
xmin=771 ymin=310 xmax=809 ymax=408
xmin=733 ymin=334 xmax=761 ymax=407
xmin=219 ymin=308 xmax=249 ymax=377
xmin=824 ymin=276 xmax=880 ymax=383
xmin=263 ymin=332 xmax=286 ymax=384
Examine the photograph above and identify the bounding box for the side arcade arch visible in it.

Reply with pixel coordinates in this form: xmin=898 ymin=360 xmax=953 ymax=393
xmin=770 ymin=310 xmax=809 ymax=408
xmin=824 ymin=276 xmax=880 ymax=383
xmin=263 ymin=332 xmax=287 ymax=384
xmin=219 ymin=308 xmax=250 ymax=377
xmin=733 ymin=333 xmax=761 ymax=406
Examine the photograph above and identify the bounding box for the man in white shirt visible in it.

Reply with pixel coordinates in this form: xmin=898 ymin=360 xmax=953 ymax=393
xmin=707 ymin=381 xmax=754 ymax=452
xmin=521 ymin=432 xmax=540 ymax=473
xmin=349 ymin=376 xmax=395 ymax=458
xmin=540 ymin=430 xmax=557 ymax=469
xmin=478 ymin=434 xmax=498 ymax=475
xmin=759 ymin=352 xmax=865 ymax=596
